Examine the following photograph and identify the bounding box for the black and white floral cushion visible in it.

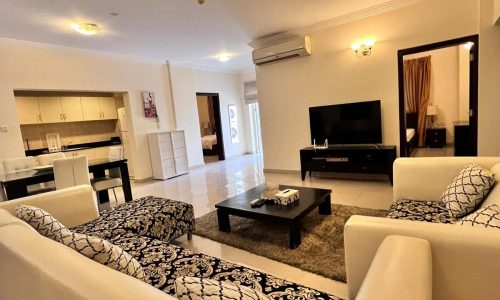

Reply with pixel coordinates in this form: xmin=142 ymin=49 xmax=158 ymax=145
xmin=386 ymin=199 xmax=457 ymax=224
xmin=456 ymin=204 xmax=500 ymax=229
xmin=16 ymin=205 xmax=146 ymax=281
xmin=175 ymin=277 xmax=270 ymax=300
xmin=441 ymin=164 xmax=495 ymax=218
xmin=72 ymin=196 xmax=195 ymax=243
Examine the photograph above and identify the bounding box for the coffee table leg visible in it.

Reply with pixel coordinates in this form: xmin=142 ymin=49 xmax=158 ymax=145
xmin=289 ymin=220 xmax=301 ymax=249
xmin=319 ymin=194 xmax=332 ymax=215
xmin=217 ymin=209 xmax=231 ymax=232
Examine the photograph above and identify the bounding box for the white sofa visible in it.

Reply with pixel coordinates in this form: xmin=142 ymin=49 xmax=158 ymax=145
xmin=0 ymin=185 xmax=175 ymax=300
xmin=345 ymin=157 xmax=500 ymax=300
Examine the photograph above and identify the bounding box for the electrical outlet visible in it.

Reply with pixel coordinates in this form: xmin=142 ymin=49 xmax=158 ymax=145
xmin=0 ymin=125 xmax=9 ymax=132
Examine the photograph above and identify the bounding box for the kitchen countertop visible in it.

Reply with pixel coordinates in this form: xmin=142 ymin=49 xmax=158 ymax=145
xmin=25 ymin=137 xmax=122 ymax=156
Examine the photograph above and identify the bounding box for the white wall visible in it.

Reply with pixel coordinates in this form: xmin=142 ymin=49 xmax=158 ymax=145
xmin=0 ymin=39 xmax=175 ymax=179
xmin=256 ymin=0 xmax=482 ymax=171
xmin=169 ymin=64 xmax=249 ymax=167
xmin=479 ymin=0 xmax=500 ymax=156
xmin=405 ymin=46 xmax=461 ymax=144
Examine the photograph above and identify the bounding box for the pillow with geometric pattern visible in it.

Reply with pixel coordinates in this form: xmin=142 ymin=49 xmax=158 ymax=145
xmin=456 ymin=204 xmax=500 ymax=229
xmin=16 ymin=205 xmax=146 ymax=282
xmin=175 ymin=276 xmax=270 ymax=300
xmin=440 ymin=164 xmax=496 ymax=218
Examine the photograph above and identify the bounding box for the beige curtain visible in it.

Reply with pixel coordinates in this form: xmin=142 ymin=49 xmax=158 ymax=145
xmin=207 ymin=96 xmax=216 ymax=134
xmin=404 ymin=56 xmax=431 ymax=147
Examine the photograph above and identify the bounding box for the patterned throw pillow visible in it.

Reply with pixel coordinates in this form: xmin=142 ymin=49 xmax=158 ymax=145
xmin=441 ymin=164 xmax=496 ymax=218
xmin=456 ymin=204 xmax=500 ymax=229
xmin=16 ymin=205 xmax=146 ymax=281
xmin=175 ymin=276 xmax=270 ymax=300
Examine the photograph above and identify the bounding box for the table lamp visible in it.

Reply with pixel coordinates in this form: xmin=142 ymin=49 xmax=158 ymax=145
xmin=427 ymin=105 xmax=438 ymax=128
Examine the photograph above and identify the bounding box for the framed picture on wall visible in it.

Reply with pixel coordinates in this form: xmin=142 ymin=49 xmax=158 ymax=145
xmin=142 ymin=92 xmax=158 ymax=118
xmin=228 ymin=104 xmax=239 ymax=144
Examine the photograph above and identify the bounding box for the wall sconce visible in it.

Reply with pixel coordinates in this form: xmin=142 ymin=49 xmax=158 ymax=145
xmin=351 ymin=39 xmax=375 ymax=58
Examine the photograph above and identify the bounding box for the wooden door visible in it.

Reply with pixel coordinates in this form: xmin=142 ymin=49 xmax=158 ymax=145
xmin=16 ymin=97 xmax=42 ymax=124
xmin=99 ymin=97 xmax=118 ymax=120
xmin=81 ymin=97 xmax=102 ymax=120
xmin=39 ymin=97 xmax=63 ymax=123
xmin=61 ymin=97 xmax=84 ymax=122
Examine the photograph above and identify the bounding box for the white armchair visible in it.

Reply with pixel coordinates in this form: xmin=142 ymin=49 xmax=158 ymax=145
xmin=345 ymin=157 xmax=500 ymax=300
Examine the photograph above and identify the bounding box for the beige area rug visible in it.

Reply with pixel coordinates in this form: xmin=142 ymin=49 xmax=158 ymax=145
xmin=193 ymin=204 xmax=387 ymax=283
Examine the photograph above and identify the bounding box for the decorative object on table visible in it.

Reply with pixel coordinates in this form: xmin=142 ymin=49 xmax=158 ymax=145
xmin=142 ymin=92 xmax=158 ymax=118
xmin=46 ymin=133 xmax=61 ymax=153
xmin=228 ymin=105 xmax=239 ymax=144
xmin=426 ymin=104 xmax=438 ymax=128
xmin=261 ymin=183 xmax=279 ymax=200
xmin=274 ymin=189 xmax=300 ymax=205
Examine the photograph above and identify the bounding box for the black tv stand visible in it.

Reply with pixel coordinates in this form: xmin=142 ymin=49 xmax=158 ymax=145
xmin=300 ymin=145 xmax=396 ymax=184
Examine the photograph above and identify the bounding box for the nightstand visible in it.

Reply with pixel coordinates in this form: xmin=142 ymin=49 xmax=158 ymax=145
xmin=425 ymin=127 xmax=446 ymax=148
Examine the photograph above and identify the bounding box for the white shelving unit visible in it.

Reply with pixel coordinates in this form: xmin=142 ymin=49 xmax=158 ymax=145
xmin=148 ymin=130 xmax=189 ymax=180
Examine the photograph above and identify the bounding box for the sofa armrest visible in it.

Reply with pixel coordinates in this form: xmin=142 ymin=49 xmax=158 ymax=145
xmin=393 ymin=157 xmax=500 ymax=202
xmin=345 ymin=215 xmax=500 ymax=300
xmin=0 ymin=185 xmax=99 ymax=228
xmin=355 ymin=235 xmax=432 ymax=300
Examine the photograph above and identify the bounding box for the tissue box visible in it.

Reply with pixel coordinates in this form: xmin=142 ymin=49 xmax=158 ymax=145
xmin=274 ymin=189 xmax=299 ymax=205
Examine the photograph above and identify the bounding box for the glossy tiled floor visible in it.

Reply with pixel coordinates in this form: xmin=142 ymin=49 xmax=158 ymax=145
xmin=115 ymin=154 xmax=394 ymax=299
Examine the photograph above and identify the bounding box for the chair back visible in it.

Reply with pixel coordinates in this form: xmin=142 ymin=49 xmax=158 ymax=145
xmin=53 ymin=156 xmax=90 ymax=189
xmin=2 ymin=157 xmax=36 ymax=173
xmin=37 ymin=152 xmax=66 ymax=166
xmin=108 ymin=146 xmax=123 ymax=161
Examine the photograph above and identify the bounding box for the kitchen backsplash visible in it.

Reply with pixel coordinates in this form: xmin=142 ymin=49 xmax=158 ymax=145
xmin=21 ymin=120 xmax=119 ymax=150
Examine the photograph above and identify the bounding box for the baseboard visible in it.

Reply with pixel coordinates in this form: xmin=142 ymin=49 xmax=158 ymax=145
xmin=263 ymin=169 xmax=300 ymax=174
xmin=133 ymin=176 xmax=154 ymax=183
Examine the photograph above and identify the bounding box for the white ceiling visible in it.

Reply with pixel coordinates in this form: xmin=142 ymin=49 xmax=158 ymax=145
xmin=0 ymin=0 xmax=410 ymax=72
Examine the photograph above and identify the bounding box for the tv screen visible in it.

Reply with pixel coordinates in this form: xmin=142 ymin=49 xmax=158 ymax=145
xmin=309 ymin=100 xmax=382 ymax=145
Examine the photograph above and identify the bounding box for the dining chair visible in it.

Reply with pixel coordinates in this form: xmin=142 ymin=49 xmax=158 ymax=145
xmin=53 ymin=156 xmax=91 ymax=190
xmin=91 ymin=146 xmax=124 ymax=205
xmin=37 ymin=152 xmax=66 ymax=166
xmin=2 ymin=157 xmax=37 ymax=173
xmin=2 ymin=156 xmax=51 ymax=195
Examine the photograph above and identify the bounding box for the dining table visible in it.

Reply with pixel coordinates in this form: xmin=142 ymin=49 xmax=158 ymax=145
xmin=0 ymin=158 xmax=132 ymax=203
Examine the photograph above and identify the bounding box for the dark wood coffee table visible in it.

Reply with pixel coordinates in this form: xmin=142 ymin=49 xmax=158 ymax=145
xmin=215 ymin=185 xmax=332 ymax=249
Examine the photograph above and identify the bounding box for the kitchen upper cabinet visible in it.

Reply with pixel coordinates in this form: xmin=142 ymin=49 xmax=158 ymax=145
xmin=39 ymin=97 xmax=64 ymax=123
xmin=99 ymin=97 xmax=118 ymax=120
xmin=81 ymin=97 xmax=117 ymax=121
xmin=61 ymin=97 xmax=84 ymax=122
xmin=81 ymin=97 xmax=102 ymax=120
xmin=16 ymin=97 xmax=42 ymax=124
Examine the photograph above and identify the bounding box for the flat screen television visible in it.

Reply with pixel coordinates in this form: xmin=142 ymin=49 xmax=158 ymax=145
xmin=309 ymin=100 xmax=382 ymax=145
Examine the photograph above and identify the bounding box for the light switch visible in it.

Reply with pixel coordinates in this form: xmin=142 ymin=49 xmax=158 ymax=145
xmin=0 ymin=125 xmax=9 ymax=132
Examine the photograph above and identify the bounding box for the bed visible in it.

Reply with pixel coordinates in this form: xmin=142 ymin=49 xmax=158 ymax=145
xmin=201 ymin=134 xmax=219 ymax=156
xmin=405 ymin=112 xmax=418 ymax=156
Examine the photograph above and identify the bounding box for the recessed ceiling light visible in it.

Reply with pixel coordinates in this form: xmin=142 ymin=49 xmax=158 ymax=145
xmin=217 ymin=53 xmax=231 ymax=62
xmin=71 ymin=23 xmax=99 ymax=35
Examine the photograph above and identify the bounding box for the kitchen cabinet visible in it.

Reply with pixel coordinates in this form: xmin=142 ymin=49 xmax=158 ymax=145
xmin=60 ymin=97 xmax=84 ymax=122
xmin=39 ymin=97 xmax=63 ymax=123
xmin=94 ymin=146 xmax=111 ymax=159
xmin=99 ymin=97 xmax=118 ymax=120
xmin=81 ymin=97 xmax=102 ymax=120
xmin=16 ymin=97 xmax=42 ymax=124
xmin=81 ymin=97 xmax=117 ymax=121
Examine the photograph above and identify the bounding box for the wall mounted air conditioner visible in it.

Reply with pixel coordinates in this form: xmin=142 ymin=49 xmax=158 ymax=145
xmin=252 ymin=36 xmax=312 ymax=66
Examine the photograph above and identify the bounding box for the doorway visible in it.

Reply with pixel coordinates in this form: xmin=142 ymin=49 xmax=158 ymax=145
xmin=248 ymin=102 xmax=263 ymax=154
xmin=196 ymin=93 xmax=225 ymax=163
xmin=398 ymin=35 xmax=479 ymax=157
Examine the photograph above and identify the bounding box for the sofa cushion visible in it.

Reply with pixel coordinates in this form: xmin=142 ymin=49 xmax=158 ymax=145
xmin=0 ymin=208 xmax=35 ymax=231
xmin=72 ymin=196 xmax=195 ymax=243
xmin=16 ymin=205 xmax=146 ymax=282
xmin=441 ymin=164 xmax=495 ymax=218
xmin=456 ymin=204 xmax=500 ymax=229
xmin=479 ymin=163 xmax=500 ymax=209
xmin=175 ymin=277 xmax=270 ymax=300
xmin=386 ymin=199 xmax=456 ymax=224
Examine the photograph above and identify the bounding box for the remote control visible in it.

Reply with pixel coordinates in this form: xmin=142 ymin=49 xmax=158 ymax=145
xmin=250 ymin=198 xmax=267 ymax=208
